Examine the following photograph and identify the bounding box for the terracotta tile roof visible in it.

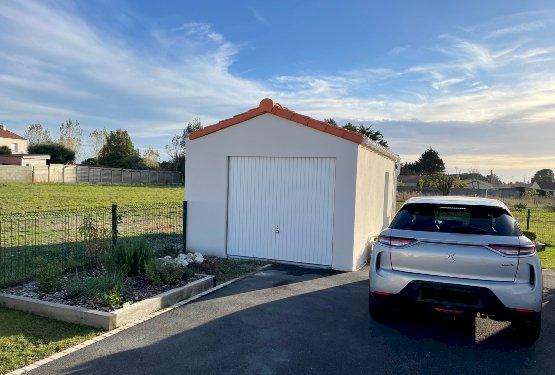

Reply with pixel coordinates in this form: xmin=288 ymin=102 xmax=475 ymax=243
xmin=0 ymin=126 xmax=26 ymax=140
xmin=189 ymin=98 xmax=366 ymax=144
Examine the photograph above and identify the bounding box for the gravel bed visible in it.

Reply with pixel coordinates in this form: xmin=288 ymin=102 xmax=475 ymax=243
xmin=1 ymin=271 xmax=201 ymax=312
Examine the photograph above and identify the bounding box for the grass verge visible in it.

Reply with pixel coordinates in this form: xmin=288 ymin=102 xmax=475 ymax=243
xmin=0 ymin=307 xmax=100 ymax=374
xmin=0 ymin=183 xmax=183 ymax=213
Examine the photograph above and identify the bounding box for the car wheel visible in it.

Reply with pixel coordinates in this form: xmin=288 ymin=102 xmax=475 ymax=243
xmin=511 ymin=311 xmax=541 ymax=342
xmin=368 ymin=292 xmax=388 ymax=322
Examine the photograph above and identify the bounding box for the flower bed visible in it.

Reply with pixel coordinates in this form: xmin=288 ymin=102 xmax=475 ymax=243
xmin=1 ymin=271 xmax=203 ymax=312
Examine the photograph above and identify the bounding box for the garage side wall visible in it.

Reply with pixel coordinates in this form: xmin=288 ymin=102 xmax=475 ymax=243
xmin=352 ymin=146 xmax=397 ymax=270
xmin=185 ymin=114 xmax=359 ymax=271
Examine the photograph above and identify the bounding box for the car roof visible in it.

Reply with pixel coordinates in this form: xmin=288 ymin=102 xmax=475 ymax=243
xmin=404 ymin=196 xmax=510 ymax=210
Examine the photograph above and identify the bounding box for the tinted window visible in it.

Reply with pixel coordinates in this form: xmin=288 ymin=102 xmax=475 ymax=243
xmin=390 ymin=203 xmax=520 ymax=236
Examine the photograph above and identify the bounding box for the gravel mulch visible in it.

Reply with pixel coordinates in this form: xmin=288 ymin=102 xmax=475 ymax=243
xmin=1 ymin=271 xmax=202 ymax=312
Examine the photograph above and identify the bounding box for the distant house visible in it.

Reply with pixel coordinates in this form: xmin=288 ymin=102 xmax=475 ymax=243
xmin=497 ymin=183 xmax=532 ymax=197
xmin=462 ymin=179 xmax=494 ymax=191
xmin=398 ymin=175 xmax=421 ymax=187
xmin=531 ymin=181 xmax=555 ymax=196
xmin=0 ymin=154 xmax=51 ymax=166
xmin=0 ymin=124 xmax=28 ymax=154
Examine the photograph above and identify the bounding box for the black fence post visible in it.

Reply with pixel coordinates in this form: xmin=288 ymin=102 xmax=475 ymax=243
xmin=112 ymin=204 xmax=118 ymax=250
xmin=526 ymin=208 xmax=531 ymax=231
xmin=183 ymin=201 xmax=187 ymax=252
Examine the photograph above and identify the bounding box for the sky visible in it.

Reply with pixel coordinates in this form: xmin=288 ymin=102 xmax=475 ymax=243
xmin=0 ymin=0 xmax=554 ymax=182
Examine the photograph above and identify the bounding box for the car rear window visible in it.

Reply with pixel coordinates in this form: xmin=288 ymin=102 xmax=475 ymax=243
xmin=390 ymin=203 xmax=520 ymax=236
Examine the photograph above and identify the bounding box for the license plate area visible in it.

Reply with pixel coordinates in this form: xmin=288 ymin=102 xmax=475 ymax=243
xmin=419 ymin=286 xmax=479 ymax=306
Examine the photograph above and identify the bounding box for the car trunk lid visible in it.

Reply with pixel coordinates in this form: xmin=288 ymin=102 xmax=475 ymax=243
xmin=388 ymin=230 xmax=519 ymax=282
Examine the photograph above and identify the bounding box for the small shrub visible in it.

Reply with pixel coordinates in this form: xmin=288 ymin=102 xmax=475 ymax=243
xmin=145 ymin=259 xmax=189 ymax=286
xmin=67 ymin=272 xmax=124 ymax=307
xmin=522 ymin=231 xmax=537 ymax=241
xmin=35 ymin=257 xmax=63 ymax=293
xmin=513 ymin=202 xmax=527 ymax=212
xmin=78 ymin=216 xmax=110 ymax=267
xmin=104 ymin=238 xmax=153 ymax=276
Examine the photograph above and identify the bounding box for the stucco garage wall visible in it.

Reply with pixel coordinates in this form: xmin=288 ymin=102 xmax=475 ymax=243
xmin=186 ymin=113 xmax=359 ymax=271
xmin=351 ymin=146 xmax=397 ymax=270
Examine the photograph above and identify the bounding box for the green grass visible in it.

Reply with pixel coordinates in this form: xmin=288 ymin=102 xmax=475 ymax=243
xmin=0 ymin=183 xmax=183 ymax=213
xmin=539 ymin=247 xmax=555 ymax=269
xmin=0 ymin=307 xmax=100 ymax=374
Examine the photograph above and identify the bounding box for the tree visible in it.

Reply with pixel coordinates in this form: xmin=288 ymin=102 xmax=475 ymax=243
xmin=24 ymin=123 xmax=52 ymax=145
xmin=416 ymin=148 xmax=445 ymax=175
xmin=419 ymin=173 xmax=465 ymax=196
xmin=400 ymin=162 xmax=419 ymax=175
xmin=532 ymin=169 xmax=554 ymax=183
xmin=165 ymin=118 xmax=203 ymax=171
xmin=323 ymin=118 xmax=338 ymax=126
xmin=351 ymin=124 xmax=388 ymax=148
xmin=28 ymin=143 xmax=75 ymax=164
xmin=58 ymin=119 xmax=84 ymax=158
xmin=0 ymin=145 xmax=11 ymax=155
xmin=323 ymin=118 xmax=389 ymax=148
xmin=89 ymin=128 xmax=108 ymax=158
xmin=97 ymin=129 xmax=138 ymax=167
xmin=142 ymin=147 xmax=160 ymax=170
xmin=81 ymin=157 xmax=98 ymax=166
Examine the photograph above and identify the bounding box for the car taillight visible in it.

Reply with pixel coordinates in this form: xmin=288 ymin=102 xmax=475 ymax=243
xmin=488 ymin=244 xmax=536 ymax=256
xmin=378 ymin=235 xmax=417 ymax=247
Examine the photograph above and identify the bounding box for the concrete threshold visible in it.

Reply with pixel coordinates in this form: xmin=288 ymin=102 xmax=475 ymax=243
xmin=0 ymin=275 xmax=214 ymax=330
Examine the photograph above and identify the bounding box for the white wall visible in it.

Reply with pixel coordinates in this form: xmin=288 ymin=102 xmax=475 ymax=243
xmin=351 ymin=145 xmax=397 ymax=270
xmin=185 ymin=113 xmax=359 ymax=271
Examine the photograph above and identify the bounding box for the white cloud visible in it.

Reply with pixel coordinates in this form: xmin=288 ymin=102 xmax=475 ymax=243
xmin=485 ymin=20 xmax=545 ymax=39
xmin=0 ymin=0 xmax=553 ymax=176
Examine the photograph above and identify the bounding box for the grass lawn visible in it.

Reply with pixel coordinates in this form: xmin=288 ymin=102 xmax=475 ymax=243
xmin=0 ymin=183 xmax=184 ymax=213
xmin=0 ymin=307 xmax=100 ymax=374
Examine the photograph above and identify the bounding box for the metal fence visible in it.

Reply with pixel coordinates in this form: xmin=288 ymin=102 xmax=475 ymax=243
xmin=512 ymin=209 xmax=555 ymax=247
xmin=0 ymin=202 xmax=184 ymax=287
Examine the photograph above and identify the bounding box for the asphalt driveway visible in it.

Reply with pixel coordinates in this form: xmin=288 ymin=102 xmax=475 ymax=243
xmin=31 ymin=265 xmax=555 ymax=374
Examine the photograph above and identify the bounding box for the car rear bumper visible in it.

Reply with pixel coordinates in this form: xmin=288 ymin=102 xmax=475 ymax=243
xmin=370 ymin=268 xmax=543 ymax=313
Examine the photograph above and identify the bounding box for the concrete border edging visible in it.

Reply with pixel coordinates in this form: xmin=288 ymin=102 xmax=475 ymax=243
xmin=0 ymin=275 xmax=214 ymax=330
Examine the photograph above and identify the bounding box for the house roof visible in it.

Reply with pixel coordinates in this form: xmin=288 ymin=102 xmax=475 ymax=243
xmin=535 ymin=181 xmax=555 ymax=190
xmin=0 ymin=126 xmax=26 ymax=140
xmin=189 ymin=98 xmax=400 ymax=162
xmin=398 ymin=175 xmax=421 ymax=184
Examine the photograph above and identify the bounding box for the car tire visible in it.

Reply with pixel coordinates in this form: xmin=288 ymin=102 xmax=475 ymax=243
xmin=511 ymin=311 xmax=541 ymax=342
xmin=368 ymin=292 xmax=388 ymax=322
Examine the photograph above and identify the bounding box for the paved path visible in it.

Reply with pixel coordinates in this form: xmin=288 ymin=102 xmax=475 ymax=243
xmin=32 ymin=265 xmax=555 ymax=374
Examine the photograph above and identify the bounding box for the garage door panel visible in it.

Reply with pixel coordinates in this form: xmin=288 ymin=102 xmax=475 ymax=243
xmin=227 ymin=157 xmax=335 ymax=266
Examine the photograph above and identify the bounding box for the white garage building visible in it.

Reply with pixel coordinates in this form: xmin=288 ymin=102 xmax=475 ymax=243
xmin=185 ymin=98 xmax=400 ymax=271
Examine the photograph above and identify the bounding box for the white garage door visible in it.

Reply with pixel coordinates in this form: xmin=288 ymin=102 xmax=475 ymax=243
xmin=227 ymin=157 xmax=335 ymax=265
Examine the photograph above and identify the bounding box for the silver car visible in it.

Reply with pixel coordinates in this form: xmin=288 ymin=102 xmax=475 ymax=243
xmin=369 ymin=196 xmax=543 ymax=341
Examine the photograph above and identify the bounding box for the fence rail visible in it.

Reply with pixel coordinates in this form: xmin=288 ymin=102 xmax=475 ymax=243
xmin=0 ymin=202 xmax=184 ymax=287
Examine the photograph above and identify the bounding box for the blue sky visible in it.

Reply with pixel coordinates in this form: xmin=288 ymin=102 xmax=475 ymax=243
xmin=1 ymin=0 xmax=554 ymax=182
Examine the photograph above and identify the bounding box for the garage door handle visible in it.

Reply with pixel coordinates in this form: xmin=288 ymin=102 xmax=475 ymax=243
xmin=275 ymin=226 xmax=280 ymax=234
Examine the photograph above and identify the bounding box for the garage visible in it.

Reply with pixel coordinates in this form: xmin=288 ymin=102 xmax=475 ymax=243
xmin=185 ymin=98 xmax=399 ymax=271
